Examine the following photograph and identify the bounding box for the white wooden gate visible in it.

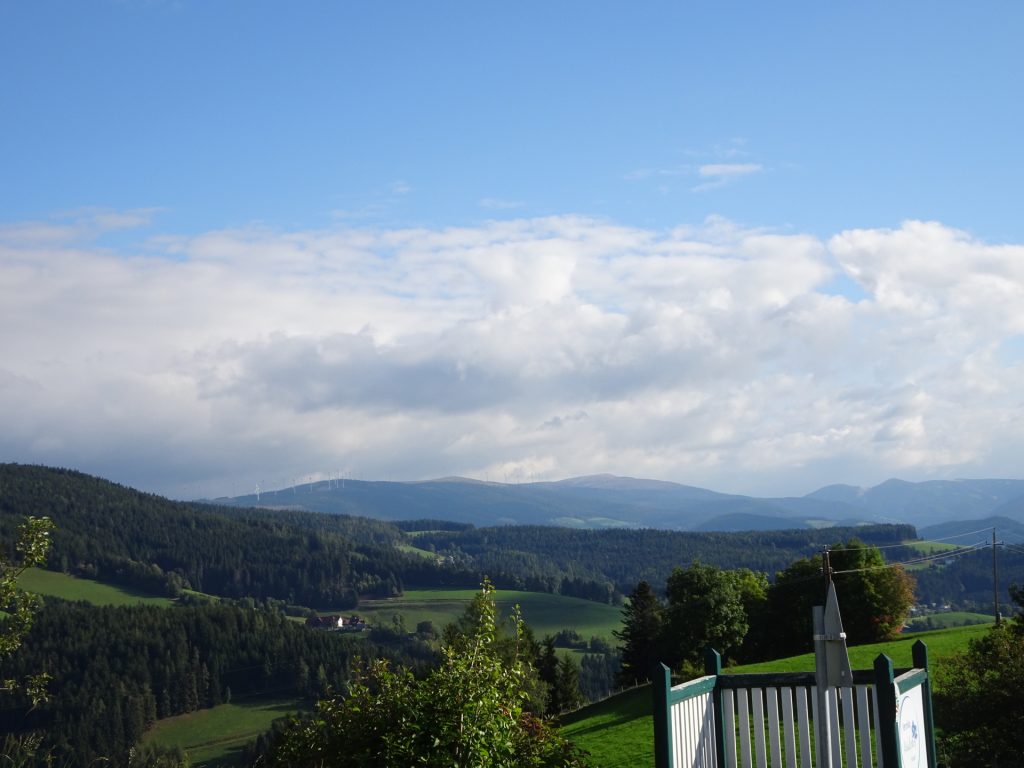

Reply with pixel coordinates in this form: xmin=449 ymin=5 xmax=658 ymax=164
xmin=653 ymin=643 xmax=937 ymax=768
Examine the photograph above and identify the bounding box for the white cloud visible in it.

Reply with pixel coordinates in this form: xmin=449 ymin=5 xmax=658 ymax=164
xmin=1 ymin=214 xmax=1023 ymax=497
xmin=479 ymin=197 xmax=526 ymax=210
xmin=698 ymin=163 xmax=763 ymax=178
xmin=692 ymin=163 xmax=764 ymax=192
xmin=389 ymin=180 xmax=412 ymax=196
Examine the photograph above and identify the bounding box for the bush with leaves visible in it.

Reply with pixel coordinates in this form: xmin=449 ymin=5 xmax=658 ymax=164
xmin=933 ymin=586 xmax=1024 ymax=766
xmin=1 ymin=516 xmax=54 ymax=705
xmin=265 ymin=579 xmax=590 ymax=767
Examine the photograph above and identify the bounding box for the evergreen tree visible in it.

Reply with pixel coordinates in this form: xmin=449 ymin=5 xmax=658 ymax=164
xmin=555 ymin=656 xmax=584 ymax=713
xmin=613 ymin=580 xmax=664 ymax=685
xmin=537 ymin=636 xmax=560 ymax=714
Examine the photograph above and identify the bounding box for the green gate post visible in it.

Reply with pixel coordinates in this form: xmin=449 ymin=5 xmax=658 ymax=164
xmin=873 ymin=653 xmax=900 ymax=768
xmin=653 ymin=663 xmax=673 ymax=768
xmin=704 ymin=647 xmax=726 ymax=768
xmin=911 ymin=640 xmax=938 ymax=768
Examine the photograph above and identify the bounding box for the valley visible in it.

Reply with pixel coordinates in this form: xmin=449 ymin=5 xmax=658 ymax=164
xmin=2 ymin=463 xmax=1024 ymax=765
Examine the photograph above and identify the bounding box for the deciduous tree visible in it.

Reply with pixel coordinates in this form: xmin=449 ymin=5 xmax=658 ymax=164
xmin=763 ymin=539 xmax=915 ymax=658
xmin=266 ymin=580 xmax=590 ymax=767
xmin=1 ymin=516 xmax=54 ymax=705
xmin=933 ymin=586 xmax=1024 ymax=766
xmin=663 ymin=562 xmax=748 ymax=669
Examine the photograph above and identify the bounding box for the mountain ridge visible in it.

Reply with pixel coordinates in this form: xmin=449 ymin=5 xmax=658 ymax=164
xmin=217 ymin=473 xmax=1024 ymax=530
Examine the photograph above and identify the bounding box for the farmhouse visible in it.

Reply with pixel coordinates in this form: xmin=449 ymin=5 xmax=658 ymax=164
xmin=304 ymin=614 xmax=367 ymax=632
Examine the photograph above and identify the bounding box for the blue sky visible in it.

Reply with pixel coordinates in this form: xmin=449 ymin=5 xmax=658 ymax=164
xmin=2 ymin=2 xmax=1024 ymax=499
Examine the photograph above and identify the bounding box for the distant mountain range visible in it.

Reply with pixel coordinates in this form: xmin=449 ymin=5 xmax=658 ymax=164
xmin=215 ymin=474 xmax=1024 ymax=532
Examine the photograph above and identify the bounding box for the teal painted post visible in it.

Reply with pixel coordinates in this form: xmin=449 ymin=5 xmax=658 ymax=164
xmin=704 ymin=647 xmax=725 ymax=768
xmin=653 ymin=663 xmax=673 ymax=768
xmin=873 ymin=653 xmax=900 ymax=768
xmin=912 ymin=640 xmax=938 ymax=768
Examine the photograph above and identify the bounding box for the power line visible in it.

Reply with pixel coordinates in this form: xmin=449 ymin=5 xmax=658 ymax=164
xmin=829 ymin=541 xmax=919 ymax=552
xmin=832 ymin=541 xmax=991 ymax=575
xmin=826 ymin=527 xmax=995 ymax=554
xmin=914 ymin=526 xmax=996 ymax=544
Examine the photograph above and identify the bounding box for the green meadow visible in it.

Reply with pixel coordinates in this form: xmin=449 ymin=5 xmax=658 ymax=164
xmin=561 ymin=685 xmax=654 ymax=768
xmin=140 ymin=696 xmax=304 ymax=766
xmin=902 ymin=539 xmax=961 ymax=554
xmin=18 ymin=568 xmax=174 ymax=607
xmin=356 ymin=588 xmax=623 ymax=641
xmin=906 ymin=611 xmax=994 ymax=631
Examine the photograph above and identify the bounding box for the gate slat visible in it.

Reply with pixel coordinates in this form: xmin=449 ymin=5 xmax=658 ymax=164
xmin=752 ymin=688 xmax=767 ymax=768
xmin=706 ymin=693 xmax=718 ymax=767
xmin=781 ymin=687 xmax=797 ymax=768
xmin=684 ymin=696 xmax=692 ymax=765
xmin=796 ymin=688 xmax=812 ymax=768
xmin=724 ymin=689 xmax=737 ymax=768
xmin=670 ymin=697 xmax=681 ymax=767
xmin=738 ymin=688 xmax=752 ymax=767
xmin=856 ymin=685 xmax=873 ymax=768
xmin=767 ymin=687 xmax=782 ymax=768
xmin=871 ymin=685 xmax=883 ymax=767
xmin=843 ymin=688 xmax=860 ymax=765
xmin=688 ymin=696 xmax=696 ymax=765
xmin=828 ymin=689 xmax=842 ymax=768
xmin=811 ymin=687 xmax=822 ymax=768
xmin=842 ymin=686 xmax=858 ymax=768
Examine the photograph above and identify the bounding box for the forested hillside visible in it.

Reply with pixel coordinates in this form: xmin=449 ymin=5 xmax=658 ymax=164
xmin=0 ymin=464 xmax=464 ymax=607
xmin=415 ymin=524 xmax=917 ymax=596
xmin=0 ymin=601 xmax=436 ymax=765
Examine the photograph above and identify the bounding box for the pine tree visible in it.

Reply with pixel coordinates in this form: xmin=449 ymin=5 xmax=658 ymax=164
xmin=613 ymin=580 xmax=664 ymax=686
xmin=555 ymin=656 xmax=584 ymax=713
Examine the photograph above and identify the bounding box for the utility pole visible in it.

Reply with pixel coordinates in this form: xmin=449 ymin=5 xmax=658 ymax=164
xmin=822 ymin=547 xmax=833 ymax=592
xmin=993 ymin=529 xmax=1001 ymax=625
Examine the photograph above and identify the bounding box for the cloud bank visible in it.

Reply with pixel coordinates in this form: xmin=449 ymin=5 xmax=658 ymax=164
xmin=2 ymin=213 xmax=1022 ymax=498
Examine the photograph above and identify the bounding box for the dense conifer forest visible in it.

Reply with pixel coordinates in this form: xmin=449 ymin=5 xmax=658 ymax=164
xmin=414 ymin=523 xmax=917 ymax=597
xmin=0 ymin=600 xmax=436 ymax=765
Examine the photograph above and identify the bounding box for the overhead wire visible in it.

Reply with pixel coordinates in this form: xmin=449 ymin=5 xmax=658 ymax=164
xmin=912 ymin=526 xmax=996 ymax=544
xmin=831 ymin=541 xmax=991 ymax=575
xmin=827 ymin=526 xmax=995 ymax=554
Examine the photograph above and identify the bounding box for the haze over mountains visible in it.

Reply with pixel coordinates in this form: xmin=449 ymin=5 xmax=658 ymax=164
xmin=217 ymin=474 xmax=1024 ymax=532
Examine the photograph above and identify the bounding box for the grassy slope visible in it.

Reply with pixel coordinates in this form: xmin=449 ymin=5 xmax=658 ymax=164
xmin=357 ymin=588 xmax=623 ymax=641
xmin=902 ymin=539 xmax=960 ymax=554
xmin=561 ymin=686 xmax=654 ymax=768
xmin=141 ymin=696 xmax=304 ymax=766
xmin=18 ymin=568 xmax=174 ymax=607
xmin=906 ymin=611 xmax=994 ymax=630
xmin=561 ymin=623 xmax=989 ymax=767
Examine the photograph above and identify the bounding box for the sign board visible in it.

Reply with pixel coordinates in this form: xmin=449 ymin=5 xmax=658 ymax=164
xmin=897 ymin=686 xmax=929 ymax=768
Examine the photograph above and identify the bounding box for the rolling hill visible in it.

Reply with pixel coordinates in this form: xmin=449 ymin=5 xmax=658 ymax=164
xmin=216 ymin=473 xmax=1024 ymax=531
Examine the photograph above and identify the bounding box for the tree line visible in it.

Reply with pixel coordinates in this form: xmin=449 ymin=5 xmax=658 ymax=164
xmin=615 ymin=539 xmax=916 ymax=683
xmin=413 ymin=523 xmax=916 ymax=600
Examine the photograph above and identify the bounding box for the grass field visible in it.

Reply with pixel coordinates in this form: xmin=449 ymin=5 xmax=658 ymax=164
xmin=357 ymin=588 xmax=623 ymax=641
xmin=18 ymin=568 xmax=174 ymax=607
xmin=906 ymin=611 xmax=994 ymax=631
xmin=140 ymin=696 xmax=304 ymax=766
xmin=728 ymin=622 xmax=990 ymax=674
xmin=560 ymin=623 xmax=990 ymax=767
xmin=394 ymin=542 xmax=441 ymax=560
xmin=902 ymin=539 xmax=961 ymax=554
xmin=560 ymin=686 xmax=654 ymax=768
